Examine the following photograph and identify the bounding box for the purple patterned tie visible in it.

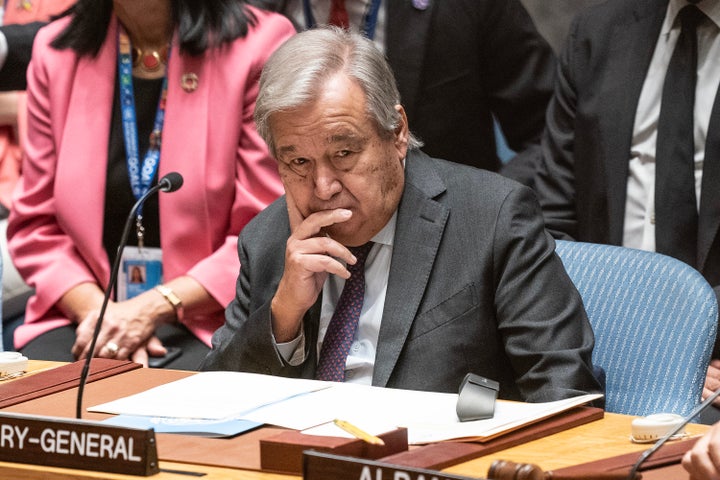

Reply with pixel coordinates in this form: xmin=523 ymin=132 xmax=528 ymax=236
xmin=315 ymin=242 xmax=373 ymax=382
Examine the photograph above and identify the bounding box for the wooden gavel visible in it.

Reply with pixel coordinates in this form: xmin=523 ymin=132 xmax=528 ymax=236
xmin=488 ymin=460 xmax=639 ymax=480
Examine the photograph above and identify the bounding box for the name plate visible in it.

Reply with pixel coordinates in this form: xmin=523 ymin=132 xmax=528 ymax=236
xmin=303 ymin=450 xmax=484 ymax=480
xmin=0 ymin=412 xmax=159 ymax=476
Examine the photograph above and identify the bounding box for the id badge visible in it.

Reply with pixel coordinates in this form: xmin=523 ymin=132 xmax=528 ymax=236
xmin=117 ymin=246 xmax=163 ymax=301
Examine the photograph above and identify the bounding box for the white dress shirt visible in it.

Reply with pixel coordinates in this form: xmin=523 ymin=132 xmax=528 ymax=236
xmin=624 ymin=0 xmax=720 ymax=251
xmin=282 ymin=0 xmax=387 ymax=51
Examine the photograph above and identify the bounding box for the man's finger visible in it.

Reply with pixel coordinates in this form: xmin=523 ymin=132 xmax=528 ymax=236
xmin=296 ymin=253 xmax=354 ymax=279
xmin=291 ymin=208 xmax=352 ymax=241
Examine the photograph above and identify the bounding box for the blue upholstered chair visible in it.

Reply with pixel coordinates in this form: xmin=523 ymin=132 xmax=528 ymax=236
xmin=554 ymin=240 xmax=718 ymax=417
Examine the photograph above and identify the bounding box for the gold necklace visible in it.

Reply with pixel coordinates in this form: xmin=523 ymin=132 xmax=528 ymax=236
xmin=131 ymin=45 xmax=169 ymax=73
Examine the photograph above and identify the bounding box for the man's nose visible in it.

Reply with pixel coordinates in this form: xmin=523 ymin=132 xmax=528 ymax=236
xmin=313 ymin=164 xmax=342 ymax=200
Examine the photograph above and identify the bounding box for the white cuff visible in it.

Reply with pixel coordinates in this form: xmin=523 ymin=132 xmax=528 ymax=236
xmin=274 ymin=329 xmax=306 ymax=366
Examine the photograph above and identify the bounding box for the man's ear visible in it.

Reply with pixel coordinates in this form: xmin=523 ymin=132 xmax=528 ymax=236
xmin=394 ymin=105 xmax=409 ymax=158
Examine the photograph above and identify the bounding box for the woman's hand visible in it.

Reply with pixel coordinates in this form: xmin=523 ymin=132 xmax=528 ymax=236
xmin=71 ymin=288 xmax=174 ymax=364
xmin=59 ymin=276 xmax=219 ymax=366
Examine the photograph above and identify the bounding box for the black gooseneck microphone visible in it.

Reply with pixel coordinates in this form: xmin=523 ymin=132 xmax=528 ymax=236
xmin=75 ymin=171 xmax=184 ymax=419
xmin=627 ymin=387 xmax=720 ymax=479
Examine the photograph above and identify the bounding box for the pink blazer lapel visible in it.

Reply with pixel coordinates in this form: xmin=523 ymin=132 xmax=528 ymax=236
xmin=54 ymin=18 xmax=119 ymax=284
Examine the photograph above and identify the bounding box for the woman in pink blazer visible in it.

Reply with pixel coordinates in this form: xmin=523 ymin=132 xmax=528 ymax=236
xmin=7 ymin=0 xmax=296 ymax=369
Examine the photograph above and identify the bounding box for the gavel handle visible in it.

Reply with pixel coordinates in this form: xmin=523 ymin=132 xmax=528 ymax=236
xmin=547 ymin=474 xmax=639 ymax=480
xmin=488 ymin=460 xmax=639 ymax=480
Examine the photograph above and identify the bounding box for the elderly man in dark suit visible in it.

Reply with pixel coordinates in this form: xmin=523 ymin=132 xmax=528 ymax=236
xmin=531 ymin=0 xmax=720 ymax=418
xmin=201 ymin=27 xmax=601 ymax=402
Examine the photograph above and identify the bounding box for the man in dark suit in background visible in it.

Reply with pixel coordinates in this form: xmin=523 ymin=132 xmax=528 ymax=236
xmin=0 ymin=22 xmax=43 ymax=91
xmin=530 ymin=0 xmax=720 ymax=419
xmin=520 ymin=0 xmax=605 ymax=53
xmin=0 ymin=1 xmax=559 ymax=351
xmin=201 ymin=27 xmax=602 ymax=403
xmin=1 ymin=1 xmax=556 ymax=179
xmin=251 ymin=0 xmax=555 ymax=180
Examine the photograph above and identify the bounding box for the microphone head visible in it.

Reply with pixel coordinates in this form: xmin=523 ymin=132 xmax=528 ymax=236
xmin=159 ymin=172 xmax=184 ymax=192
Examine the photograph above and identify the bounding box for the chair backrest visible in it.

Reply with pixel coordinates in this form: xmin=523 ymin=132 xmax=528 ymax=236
xmin=554 ymin=240 xmax=718 ymax=417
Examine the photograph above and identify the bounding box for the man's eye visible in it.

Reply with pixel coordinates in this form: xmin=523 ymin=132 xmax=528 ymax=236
xmin=285 ymin=158 xmax=311 ymax=176
xmin=336 ymin=150 xmax=351 ymax=158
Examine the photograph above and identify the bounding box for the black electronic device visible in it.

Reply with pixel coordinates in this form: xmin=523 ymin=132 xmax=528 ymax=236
xmin=148 ymin=346 xmax=183 ymax=368
xmin=456 ymin=373 xmax=499 ymax=422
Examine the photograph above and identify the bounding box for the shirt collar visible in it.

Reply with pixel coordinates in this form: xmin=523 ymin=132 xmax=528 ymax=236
xmin=664 ymin=0 xmax=720 ymax=35
xmin=370 ymin=210 xmax=397 ymax=247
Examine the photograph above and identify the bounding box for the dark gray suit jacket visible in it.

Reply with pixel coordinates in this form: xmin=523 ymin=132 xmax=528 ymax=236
xmin=533 ymin=0 xmax=720 ymax=314
xmin=202 ymin=150 xmax=601 ymax=403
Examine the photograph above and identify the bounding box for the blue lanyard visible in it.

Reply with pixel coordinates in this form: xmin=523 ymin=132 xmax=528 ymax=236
xmin=302 ymin=0 xmax=382 ymax=40
xmin=117 ymin=27 xmax=168 ymax=209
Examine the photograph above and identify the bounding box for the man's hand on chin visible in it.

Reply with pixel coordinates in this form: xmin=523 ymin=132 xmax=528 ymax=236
xmin=271 ymin=201 xmax=357 ymax=342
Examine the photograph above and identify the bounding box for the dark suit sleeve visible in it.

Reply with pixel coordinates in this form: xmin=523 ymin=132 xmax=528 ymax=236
xmin=493 ymin=185 xmax=601 ymax=402
xmin=0 ymin=22 xmax=45 ymax=91
xmin=201 ymin=236 xmax=298 ymax=375
xmin=200 ymin=207 xmax=314 ymax=378
xmin=530 ymin=15 xmax=583 ymax=241
xmin=488 ymin=0 xmax=556 ymax=184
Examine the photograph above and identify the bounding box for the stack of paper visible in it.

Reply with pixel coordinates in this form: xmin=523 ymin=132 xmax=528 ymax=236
xmin=89 ymin=371 xmax=602 ymax=444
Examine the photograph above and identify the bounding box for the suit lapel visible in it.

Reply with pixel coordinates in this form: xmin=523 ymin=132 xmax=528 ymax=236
xmin=602 ymin=0 xmax=667 ymax=244
xmin=372 ymin=151 xmax=449 ymax=387
xmin=385 ymin=0 xmax=434 ymax=121
xmin=698 ymin=83 xmax=720 ymax=271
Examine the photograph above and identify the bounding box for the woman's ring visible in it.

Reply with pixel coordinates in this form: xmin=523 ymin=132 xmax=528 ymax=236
xmin=105 ymin=342 xmax=119 ymax=357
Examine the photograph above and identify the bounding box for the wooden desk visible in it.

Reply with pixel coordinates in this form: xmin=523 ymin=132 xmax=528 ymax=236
xmin=25 ymin=360 xmax=65 ymax=373
xmin=446 ymin=412 xmax=708 ymax=477
xmin=0 ymin=362 xmax=710 ymax=479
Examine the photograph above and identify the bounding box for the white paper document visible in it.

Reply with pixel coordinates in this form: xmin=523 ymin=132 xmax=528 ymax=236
xmin=89 ymin=371 xmax=331 ymax=419
xmin=88 ymin=371 xmax=602 ymax=445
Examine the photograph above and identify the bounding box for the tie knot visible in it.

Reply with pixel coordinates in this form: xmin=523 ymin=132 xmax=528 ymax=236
xmin=679 ymin=4 xmax=704 ymax=30
xmin=347 ymin=242 xmax=373 ymax=273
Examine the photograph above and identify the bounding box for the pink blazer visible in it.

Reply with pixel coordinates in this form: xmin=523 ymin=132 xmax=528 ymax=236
xmin=8 ymin=8 xmax=296 ymax=348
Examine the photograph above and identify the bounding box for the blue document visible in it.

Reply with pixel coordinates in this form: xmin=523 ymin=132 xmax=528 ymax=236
xmin=102 ymin=415 xmax=262 ymax=438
